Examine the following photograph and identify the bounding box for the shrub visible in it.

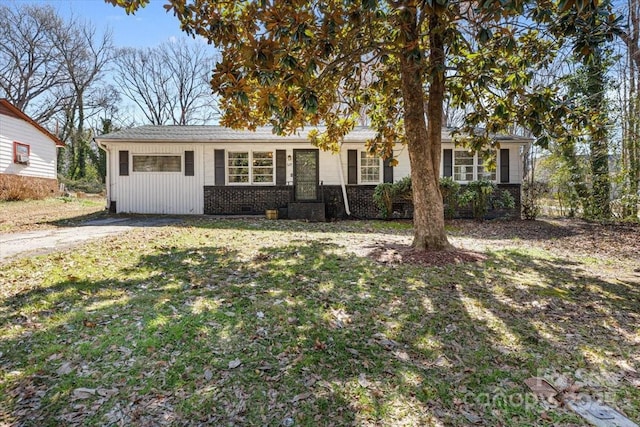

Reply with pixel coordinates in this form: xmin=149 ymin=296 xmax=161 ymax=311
xmin=521 ymin=181 xmax=547 ymax=220
xmin=440 ymin=177 xmax=461 ymax=220
xmin=372 ymin=177 xmax=412 ymax=219
xmin=461 ymin=180 xmax=496 ymax=220
xmin=58 ymin=175 xmax=105 ymax=194
xmin=0 ymin=175 xmax=58 ymax=201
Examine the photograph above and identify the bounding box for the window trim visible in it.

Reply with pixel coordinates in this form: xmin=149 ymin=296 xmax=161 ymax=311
xmin=131 ymin=154 xmax=183 ymax=173
xmin=452 ymin=149 xmax=497 ymax=183
xmin=226 ymin=150 xmax=275 ymax=185
xmin=359 ymin=151 xmax=382 ymax=184
xmin=13 ymin=141 xmax=30 ymax=164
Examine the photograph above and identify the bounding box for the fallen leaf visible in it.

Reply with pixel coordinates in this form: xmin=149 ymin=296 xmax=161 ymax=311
xmin=83 ymin=319 xmax=97 ymax=328
xmin=228 ymin=359 xmax=242 ymax=369
xmin=461 ymin=409 xmax=483 ymax=424
xmin=72 ymin=388 xmax=96 ymax=400
xmin=96 ymin=388 xmax=119 ymax=398
xmin=291 ymin=392 xmax=311 ymax=403
xmin=56 ymin=362 xmax=74 ymax=375
xmin=358 ymin=373 xmax=370 ymax=388
xmin=204 ymin=369 xmax=213 ymax=381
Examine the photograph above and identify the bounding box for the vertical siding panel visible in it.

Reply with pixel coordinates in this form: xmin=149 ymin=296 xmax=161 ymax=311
xmin=112 ymin=143 xmax=204 ymax=214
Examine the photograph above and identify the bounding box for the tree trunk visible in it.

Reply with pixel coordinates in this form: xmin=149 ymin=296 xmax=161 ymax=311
xmin=398 ymin=5 xmax=450 ymax=250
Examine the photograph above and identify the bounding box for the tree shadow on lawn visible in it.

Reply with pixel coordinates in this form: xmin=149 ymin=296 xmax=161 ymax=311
xmin=1 ymin=240 xmax=638 ymax=425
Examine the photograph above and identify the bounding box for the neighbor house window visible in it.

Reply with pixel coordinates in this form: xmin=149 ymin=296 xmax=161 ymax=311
xmin=453 ymin=150 xmax=497 ymax=182
xmin=227 ymin=151 xmax=274 ymax=184
xmin=454 ymin=151 xmax=474 ymax=182
xmin=132 ymin=155 xmax=181 ymax=172
xmin=13 ymin=142 xmax=30 ymax=164
xmin=360 ymin=152 xmax=380 ymax=183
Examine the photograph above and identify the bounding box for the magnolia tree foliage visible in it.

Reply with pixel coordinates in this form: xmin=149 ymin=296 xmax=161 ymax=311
xmin=109 ymin=0 xmax=614 ymax=250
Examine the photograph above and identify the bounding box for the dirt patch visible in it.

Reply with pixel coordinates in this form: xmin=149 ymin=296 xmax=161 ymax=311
xmin=367 ymin=242 xmax=486 ymax=267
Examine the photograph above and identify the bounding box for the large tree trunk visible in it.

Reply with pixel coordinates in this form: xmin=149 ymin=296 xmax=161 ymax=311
xmin=398 ymin=5 xmax=451 ymax=250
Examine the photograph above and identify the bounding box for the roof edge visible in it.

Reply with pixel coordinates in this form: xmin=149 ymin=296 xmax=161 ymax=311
xmin=0 ymin=99 xmax=65 ymax=147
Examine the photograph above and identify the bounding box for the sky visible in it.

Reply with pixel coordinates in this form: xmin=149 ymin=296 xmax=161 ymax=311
xmin=37 ymin=0 xmax=188 ymax=48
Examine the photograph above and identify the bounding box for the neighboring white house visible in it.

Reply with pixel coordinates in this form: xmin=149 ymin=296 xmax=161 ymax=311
xmin=95 ymin=125 xmax=530 ymax=219
xmin=0 ymin=99 xmax=64 ymax=197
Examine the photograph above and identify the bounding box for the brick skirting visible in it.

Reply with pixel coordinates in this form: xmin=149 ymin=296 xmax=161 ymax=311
xmin=203 ymin=184 xmax=521 ymax=219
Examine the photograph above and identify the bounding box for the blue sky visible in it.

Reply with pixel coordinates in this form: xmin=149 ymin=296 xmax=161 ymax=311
xmin=42 ymin=0 xmax=188 ymax=48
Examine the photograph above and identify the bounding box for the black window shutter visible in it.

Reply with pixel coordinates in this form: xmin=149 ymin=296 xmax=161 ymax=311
xmin=347 ymin=150 xmax=357 ymax=184
xmin=443 ymin=149 xmax=453 ymax=177
xmin=119 ymin=150 xmax=129 ymax=176
xmin=185 ymin=151 xmax=194 ymax=176
xmin=276 ymin=150 xmax=286 ymax=185
xmin=500 ymin=149 xmax=510 ymax=183
xmin=215 ymin=149 xmax=225 ymax=185
xmin=383 ymin=158 xmax=394 ymax=183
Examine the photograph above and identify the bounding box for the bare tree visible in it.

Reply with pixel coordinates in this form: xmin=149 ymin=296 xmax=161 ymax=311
xmin=0 ymin=3 xmax=68 ymax=122
xmin=50 ymin=16 xmax=115 ymax=179
xmin=114 ymin=39 xmax=219 ymax=125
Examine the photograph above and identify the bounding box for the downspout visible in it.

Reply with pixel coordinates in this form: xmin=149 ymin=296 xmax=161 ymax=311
xmin=337 ymin=143 xmax=351 ymax=216
xmin=95 ymin=138 xmax=111 ymax=211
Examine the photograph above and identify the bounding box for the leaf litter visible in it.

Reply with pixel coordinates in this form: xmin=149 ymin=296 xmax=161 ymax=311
xmin=0 ymin=217 xmax=638 ymax=425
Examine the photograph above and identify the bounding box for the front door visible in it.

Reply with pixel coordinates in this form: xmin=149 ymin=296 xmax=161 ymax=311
xmin=293 ymin=149 xmax=319 ymax=201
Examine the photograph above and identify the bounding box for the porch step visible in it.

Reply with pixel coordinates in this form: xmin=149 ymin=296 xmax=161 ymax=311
xmin=288 ymin=202 xmax=326 ymax=222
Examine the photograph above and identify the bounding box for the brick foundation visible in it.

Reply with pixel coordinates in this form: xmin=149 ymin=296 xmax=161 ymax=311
xmin=203 ymin=183 xmax=521 ymax=220
xmin=0 ymin=174 xmax=59 ymax=201
xmin=204 ymin=186 xmax=293 ymax=215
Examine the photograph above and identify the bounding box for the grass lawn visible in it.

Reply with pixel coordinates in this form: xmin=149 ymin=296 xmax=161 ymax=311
xmin=0 ymin=217 xmax=638 ymax=426
xmin=0 ymin=197 xmax=106 ymax=233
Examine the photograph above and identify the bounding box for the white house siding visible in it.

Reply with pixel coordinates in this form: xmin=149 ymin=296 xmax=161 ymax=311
xmin=509 ymin=144 xmax=525 ymax=183
xmin=106 ymin=143 xmax=203 ymax=214
xmin=0 ymin=114 xmax=57 ymax=179
xmin=204 ymin=141 xmax=523 ymax=187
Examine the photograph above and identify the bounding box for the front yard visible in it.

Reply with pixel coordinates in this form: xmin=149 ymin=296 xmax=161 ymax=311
xmin=0 ymin=215 xmax=638 ymax=426
xmin=0 ymin=197 xmax=105 ymax=233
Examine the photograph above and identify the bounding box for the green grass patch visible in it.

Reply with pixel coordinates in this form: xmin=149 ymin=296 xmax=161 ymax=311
xmin=1 ymin=218 xmax=638 ymax=426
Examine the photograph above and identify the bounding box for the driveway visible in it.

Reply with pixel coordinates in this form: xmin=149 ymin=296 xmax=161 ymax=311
xmin=0 ymin=217 xmax=183 ymax=263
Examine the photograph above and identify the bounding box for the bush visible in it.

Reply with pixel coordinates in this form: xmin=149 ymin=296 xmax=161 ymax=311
xmin=372 ymin=177 xmax=412 ymax=219
xmin=58 ymin=175 xmax=105 ymax=194
xmin=440 ymin=177 xmax=461 ymax=220
xmin=521 ymin=181 xmax=548 ymax=220
xmin=461 ymin=180 xmax=496 ymax=220
xmin=0 ymin=175 xmax=58 ymax=201
xmin=373 ymin=177 xmax=517 ymax=220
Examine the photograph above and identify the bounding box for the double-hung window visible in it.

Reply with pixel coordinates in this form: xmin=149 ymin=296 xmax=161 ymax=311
xmin=360 ymin=152 xmax=381 ymax=184
xmin=453 ymin=150 xmax=497 ymax=182
xmin=228 ymin=151 xmax=274 ymax=184
xmin=453 ymin=151 xmax=475 ymax=182
xmin=477 ymin=151 xmax=496 ymax=181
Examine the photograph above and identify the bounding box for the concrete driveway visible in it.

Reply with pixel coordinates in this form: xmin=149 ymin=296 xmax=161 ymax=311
xmin=0 ymin=217 xmax=183 ymax=263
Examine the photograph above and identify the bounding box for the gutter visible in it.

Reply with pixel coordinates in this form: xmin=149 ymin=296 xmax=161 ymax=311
xmin=336 ymin=143 xmax=351 ymax=216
